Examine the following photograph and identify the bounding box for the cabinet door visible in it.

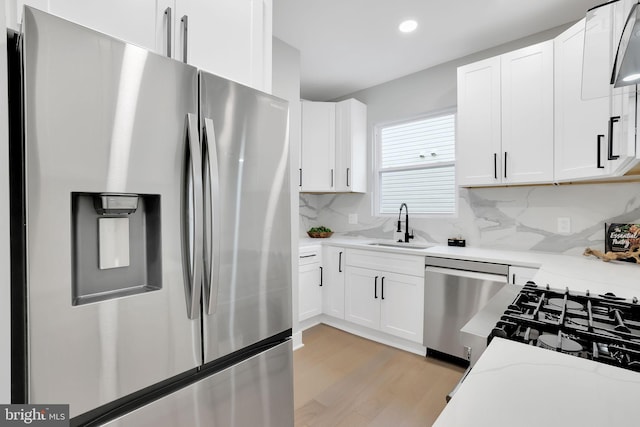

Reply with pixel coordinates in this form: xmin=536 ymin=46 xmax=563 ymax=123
xmin=379 ymin=272 xmax=424 ymax=343
xmin=457 ymin=56 xmax=502 ymax=186
xmin=606 ymin=0 xmax=637 ymax=174
xmin=298 ymin=262 xmax=322 ymax=321
xmin=322 ymin=246 xmax=345 ymax=319
xmin=46 ymin=0 xmax=163 ymax=52
xmin=335 ymin=99 xmax=367 ymax=193
xmin=174 ymin=0 xmax=270 ymax=91
xmin=300 ymin=101 xmax=336 ymax=192
xmin=344 ymin=266 xmax=380 ymax=330
xmin=501 ymin=41 xmax=554 ymax=184
xmin=555 ymin=20 xmax=611 ymax=181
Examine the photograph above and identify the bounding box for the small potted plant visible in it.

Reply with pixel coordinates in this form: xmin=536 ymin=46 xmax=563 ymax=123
xmin=307 ymin=226 xmax=333 ymax=238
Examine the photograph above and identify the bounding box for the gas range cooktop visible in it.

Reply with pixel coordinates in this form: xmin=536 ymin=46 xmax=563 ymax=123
xmin=490 ymin=282 xmax=640 ymax=372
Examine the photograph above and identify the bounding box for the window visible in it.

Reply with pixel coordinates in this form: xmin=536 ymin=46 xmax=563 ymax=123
xmin=375 ymin=111 xmax=456 ymax=215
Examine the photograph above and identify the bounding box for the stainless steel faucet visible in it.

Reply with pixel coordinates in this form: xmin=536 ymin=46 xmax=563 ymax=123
xmin=397 ymin=203 xmax=414 ymax=243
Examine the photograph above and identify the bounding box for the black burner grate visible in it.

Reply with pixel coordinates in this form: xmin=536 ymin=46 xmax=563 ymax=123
xmin=490 ymin=282 xmax=640 ymax=372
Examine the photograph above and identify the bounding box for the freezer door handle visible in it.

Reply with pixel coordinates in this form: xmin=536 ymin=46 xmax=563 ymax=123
xmin=203 ymin=117 xmax=221 ymax=315
xmin=183 ymin=113 xmax=203 ymax=319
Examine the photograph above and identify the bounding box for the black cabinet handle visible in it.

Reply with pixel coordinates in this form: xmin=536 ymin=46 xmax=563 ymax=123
xmin=381 ymin=277 xmax=385 ymax=300
xmin=181 ymin=15 xmax=188 ymax=63
xmin=346 ymin=168 xmax=350 ymax=187
xmin=493 ymin=153 xmax=497 ymax=179
xmin=319 ymin=266 xmax=323 ymax=287
xmin=504 ymin=152 xmax=507 ymax=178
xmin=299 ymin=254 xmax=316 ymax=259
xmin=597 ymin=135 xmax=605 ymax=169
xmin=512 ymin=273 xmax=516 ymax=285
xmin=338 ymin=251 xmax=343 ymax=272
xmin=608 ymin=116 xmax=621 ymax=160
xmin=374 ymin=276 xmax=378 ymax=299
xmin=299 ymin=168 xmax=302 ymax=186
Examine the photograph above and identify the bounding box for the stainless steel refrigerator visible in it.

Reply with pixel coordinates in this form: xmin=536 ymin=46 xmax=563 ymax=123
xmin=9 ymin=7 xmax=293 ymax=426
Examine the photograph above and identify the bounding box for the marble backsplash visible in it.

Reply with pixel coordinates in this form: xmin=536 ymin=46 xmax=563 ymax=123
xmin=300 ymin=181 xmax=640 ymax=255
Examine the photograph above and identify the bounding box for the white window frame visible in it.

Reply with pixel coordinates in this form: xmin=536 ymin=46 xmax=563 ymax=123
xmin=373 ymin=109 xmax=458 ymax=218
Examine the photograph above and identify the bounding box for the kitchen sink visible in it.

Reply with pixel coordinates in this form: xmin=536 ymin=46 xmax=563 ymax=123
xmin=367 ymin=242 xmax=432 ymax=250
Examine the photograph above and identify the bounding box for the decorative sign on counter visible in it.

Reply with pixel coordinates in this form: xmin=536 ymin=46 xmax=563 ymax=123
xmin=583 ymin=223 xmax=640 ymax=264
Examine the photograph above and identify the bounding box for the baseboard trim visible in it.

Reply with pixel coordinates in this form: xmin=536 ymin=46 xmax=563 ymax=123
xmin=292 ymin=331 xmax=304 ymax=351
xmin=300 ymin=314 xmax=426 ymax=356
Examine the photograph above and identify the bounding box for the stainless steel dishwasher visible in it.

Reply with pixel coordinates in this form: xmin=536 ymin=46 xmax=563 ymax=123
xmin=423 ymin=256 xmax=508 ymax=362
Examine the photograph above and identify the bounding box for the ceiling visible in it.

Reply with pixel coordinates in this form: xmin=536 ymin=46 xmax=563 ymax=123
xmin=273 ymin=0 xmax=603 ymax=101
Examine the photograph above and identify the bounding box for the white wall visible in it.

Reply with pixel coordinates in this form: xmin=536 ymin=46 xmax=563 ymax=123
xmin=272 ymin=37 xmax=302 ymax=348
xmin=1 ymin=0 xmax=11 ymax=403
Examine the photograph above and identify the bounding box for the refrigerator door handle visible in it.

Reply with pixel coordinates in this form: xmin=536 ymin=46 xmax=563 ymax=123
xmin=183 ymin=113 xmax=203 ymax=319
xmin=203 ymin=117 xmax=221 ymax=315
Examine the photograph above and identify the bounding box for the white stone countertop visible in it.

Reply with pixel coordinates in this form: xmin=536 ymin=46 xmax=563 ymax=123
xmin=433 ymin=338 xmax=640 ymax=427
xmin=299 ymin=235 xmax=640 ymax=299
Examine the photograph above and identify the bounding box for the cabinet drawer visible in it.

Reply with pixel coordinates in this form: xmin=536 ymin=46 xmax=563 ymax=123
xmin=346 ymin=249 xmax=424 ymax=277
xmin=299 ymin=246 xmax=321 ymax=266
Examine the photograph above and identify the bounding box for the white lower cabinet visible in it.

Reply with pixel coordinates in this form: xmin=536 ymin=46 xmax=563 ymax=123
xmin=378 ymin=272 xmax=424 ymax=342
xmin=344 ymin=266 xmax=380 ymax=329
xmin=298 ymin=247 xmax=322 ymax=321
xmin=322 ymin=246 xmax=345 ymax=319
xmin=508 ymin=265 xmax=539 ymax=286
xmin=345 ymin=254 xmax=424 ymax=343
xmin=298 ymin=246 xmax=425 ymax=346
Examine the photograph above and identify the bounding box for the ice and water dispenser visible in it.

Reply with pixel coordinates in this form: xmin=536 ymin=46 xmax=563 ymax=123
xmin=71 ymin=193 xmax=162 ymax=305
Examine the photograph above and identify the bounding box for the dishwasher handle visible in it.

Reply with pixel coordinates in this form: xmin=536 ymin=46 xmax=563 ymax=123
xmin=425 ymin=266 xmax=507 ymax=283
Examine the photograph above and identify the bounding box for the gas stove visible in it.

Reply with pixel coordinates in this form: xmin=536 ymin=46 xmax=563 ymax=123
xmin=490 ymin=282 xmax=640 ymax=372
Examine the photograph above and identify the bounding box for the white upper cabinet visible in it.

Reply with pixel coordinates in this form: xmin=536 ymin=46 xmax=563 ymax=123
xmin=456 ymin=56 xmax=502 ymax=186
xmin=11 ymin=0 xmax=272 ymax=92
xmin=174 ymin=0 xmax=272 ymax=91
xmin=335 ymin=99 xmax=367 ymax=193
xmin=300 ymin=100 xmax=336 ymax=192
xmin=457 ymin=41 xmax=554 ymax=187
xmin=300 ymin=98 xmax=367 ymax=193
xmin=581 ymin=0 xmax=638 ymax=176
xmin=554 ymin=19 xmax=611 ymax=181
xmin=12 ymin=0 xmax=163 ymax=52
xmin=608 ymin=85 xmax=637 ymax=174
xmin=501 ymin=41 xmax=554 ymax=184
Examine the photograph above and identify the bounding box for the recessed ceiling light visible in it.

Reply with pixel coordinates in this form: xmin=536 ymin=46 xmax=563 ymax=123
xmin=399 ymin=19 xmax=418 ymax=33
xmin=622 ymin=73 xmax=640 ymax=82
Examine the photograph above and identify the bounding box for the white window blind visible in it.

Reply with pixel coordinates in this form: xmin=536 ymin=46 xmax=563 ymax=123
xmin=376 ymin=113 xmax=456 ymax=215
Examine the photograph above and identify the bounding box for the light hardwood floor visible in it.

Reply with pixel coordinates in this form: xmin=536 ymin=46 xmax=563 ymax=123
xmin=293 ymin=324 xmax=466 ymax=427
